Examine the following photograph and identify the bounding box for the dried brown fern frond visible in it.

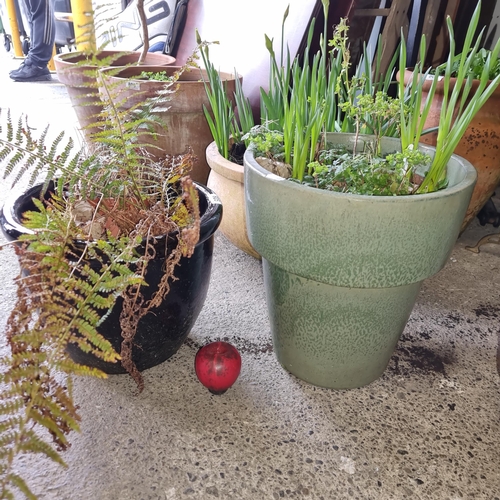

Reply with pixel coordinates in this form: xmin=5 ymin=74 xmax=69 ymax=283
xmin=0 ymin=198 xmax=144 ymax=499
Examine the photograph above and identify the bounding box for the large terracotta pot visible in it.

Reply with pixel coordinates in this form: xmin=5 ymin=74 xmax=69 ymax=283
xmin=244 ymin=134 xmax=476 ymax=389
xmin=402 ymin=69 xmax=500 ymax=231
xmin=99 ymin=65 xmax=238 ymax=185
xmin=0 ymin=182 xmax=222 ymax=374
xmin=54 ymin=51 xmax=175 ymax=141
xmin=206 ymin=141 xmax=259 ymax=259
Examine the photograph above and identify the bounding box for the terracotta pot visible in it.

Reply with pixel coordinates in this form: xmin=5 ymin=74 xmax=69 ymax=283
xmin=54 ymin=51 xmax=175 ymax=142
xmin=206 ymin=141 xmax=259 ymax=259
xmin=401 ymin=69 xmax=500 ymax=231
xmin=99 ymin=65 xmax=238 ymax=185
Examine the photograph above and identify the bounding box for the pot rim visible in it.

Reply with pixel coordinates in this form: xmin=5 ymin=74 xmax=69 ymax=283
xmin=99 ymin=65 xmax=238 ymax=83
xmin=244 ymin=133 xmax=477 ymax=202
xmin=54 ymin=50 xmax=176 ymax=66
xmin=398 ymin=68 xmax=500 ymax=96
xmin=206 ymin=141 xmax=244 ymax=183
xmin=0 ymin=181 xmax=222 ymax=246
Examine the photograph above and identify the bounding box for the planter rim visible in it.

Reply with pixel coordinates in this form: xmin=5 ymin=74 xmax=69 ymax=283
xmin=398 ymin=68 xmax=500 ymax=96
xmin=99 ymin=65 xmax=238 ymax=83
xmin=54 ymin=50 xmax=176 ymax=67
xmin=245 ymin=134 xmax=477 ymax=202
xmin=206 ymin=141 xmax=244 ymax=183
xmin=0 ymin=182 xmax=222 ymax=247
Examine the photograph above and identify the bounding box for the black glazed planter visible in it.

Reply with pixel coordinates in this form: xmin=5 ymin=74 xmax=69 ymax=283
xmin=0 ymin=182 xmax=222 ymax=374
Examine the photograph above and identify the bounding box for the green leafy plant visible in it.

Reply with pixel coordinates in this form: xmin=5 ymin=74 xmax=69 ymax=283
xmin=448 ymin=47 xmax=500 ymax=80
xmin=258 ymin=2 xmax=404 ymax=183
xmin=399 ymin=0 xmax=500 ymax=193
xmin=138 ymin=70 xmax=175 ymax=81
xmin=250 ymin=0 xmax=500 ymax=196
xmin=0 ymin=42 xmax=204 ymax=498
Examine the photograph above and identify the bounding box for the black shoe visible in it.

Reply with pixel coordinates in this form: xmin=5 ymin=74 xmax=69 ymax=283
xmin=10 ymin=60 xmax=52 ymax=82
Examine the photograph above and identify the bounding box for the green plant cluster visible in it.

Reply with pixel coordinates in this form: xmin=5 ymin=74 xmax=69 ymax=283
xmin=248 ymin=0 xmax=500 ymax=195
xmin=298 ymin=144 xmax=431 ymax=195
xmin=447 ymin=47 xmax=500 ymax=80
xmin=196 ymin=31 xmax=255 ymax=163
xmin=139 ymin=70 xmax=174 ymax=81
xmin=243 ymin=127 xmax=285 ymax=159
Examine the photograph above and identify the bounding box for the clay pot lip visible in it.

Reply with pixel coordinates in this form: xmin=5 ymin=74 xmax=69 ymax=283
xmin=397 ymin=68 xmax=500 ymax=95
xmin=99 ymin=65 xmax=237 ymax=83
xmin=206 ymin=141 xmax=244 ymax=183
xmin=54 ymin=50 xmax=176 ymax=68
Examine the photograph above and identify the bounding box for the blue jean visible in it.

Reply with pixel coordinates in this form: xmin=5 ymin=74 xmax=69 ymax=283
xmin=22 ymin=0 xmax=55 ymax=66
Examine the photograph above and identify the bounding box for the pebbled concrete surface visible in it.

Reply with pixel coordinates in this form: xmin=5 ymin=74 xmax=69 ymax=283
xmin=1 ymin=50 xmax=500 ymax=500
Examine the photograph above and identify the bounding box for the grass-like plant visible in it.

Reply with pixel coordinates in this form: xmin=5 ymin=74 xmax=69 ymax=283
xmin=258 ymin=0 xmax=404 ymax=183
xmin=196 ymin=31 xmax=255 ymax=163
xmin=400 ymin=0 xmax=500 ymax=193
xmin=251 ymin=0 xmax=500 ymax=195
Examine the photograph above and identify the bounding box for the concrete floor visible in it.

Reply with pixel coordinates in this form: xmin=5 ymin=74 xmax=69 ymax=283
xmin=1 ymin=51 xmax=500 ymax=500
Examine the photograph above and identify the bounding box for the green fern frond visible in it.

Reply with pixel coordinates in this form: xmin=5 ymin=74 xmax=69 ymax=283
xmin=55 ymin=359 xmax=109 ymax=378
xmin=0 ymin=417 xmax=23 ymax=434
xmin=6 ymin=473 xmax=37 ymax=499
xmin=0 ymin=196 xmax=149 ymax=494
xmin=0 ymin=431 xmax=19 ymax=449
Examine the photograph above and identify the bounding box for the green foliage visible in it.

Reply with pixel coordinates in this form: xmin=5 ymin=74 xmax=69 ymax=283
xmin=259 ymin=5 xmax=403 ymax=183
xmin=251 ymin=0 xmax=500 ymax=195
xmin=138 ymin=70 xmax=174 ymax=81
xmin=0 ymin=28 xmax=204 ymax=499
xmin=242 ymin=127 xmax=284 ymax=158
xmin=0 ymin=111 xmax=84 ymax=197
xmin=196 ymin=31 xmax=255 ymax=161
xmin=339 ymin=91 xmax=402 ymax=155
xmin=448 ymin=47 xmax=500 ymax=80
xmin=400 ymin=0 xmax=500 ymax=193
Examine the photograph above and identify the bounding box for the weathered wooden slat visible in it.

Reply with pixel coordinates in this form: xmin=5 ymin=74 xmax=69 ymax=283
xmin=354 ymin=8 xmax=391 ymax=17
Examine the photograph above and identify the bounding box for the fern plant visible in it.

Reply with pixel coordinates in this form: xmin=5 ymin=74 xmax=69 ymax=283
xmin=0 ymin=36 xmax=208 ymax=499
xmin=0 ymin=199 xmax=143 ymax=498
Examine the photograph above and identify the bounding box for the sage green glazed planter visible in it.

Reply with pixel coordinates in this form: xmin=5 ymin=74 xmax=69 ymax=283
xmin=244 ymin=134 xmax=477 ymax=389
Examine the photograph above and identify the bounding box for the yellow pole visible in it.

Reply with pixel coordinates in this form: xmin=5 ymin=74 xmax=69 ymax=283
xmin=5 ymin=0 xmax=24 ymax=57
xmin=47 ymin=45 xmax=57 ymax=71
xmin=69 ymin=0 xmax=96 ymax=53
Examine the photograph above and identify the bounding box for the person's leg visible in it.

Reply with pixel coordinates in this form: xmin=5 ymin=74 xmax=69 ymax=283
xmin=25 ymin=0 xmax=56 ymax=66
xmin=10 ymin=0 xmax=55 ymax=81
